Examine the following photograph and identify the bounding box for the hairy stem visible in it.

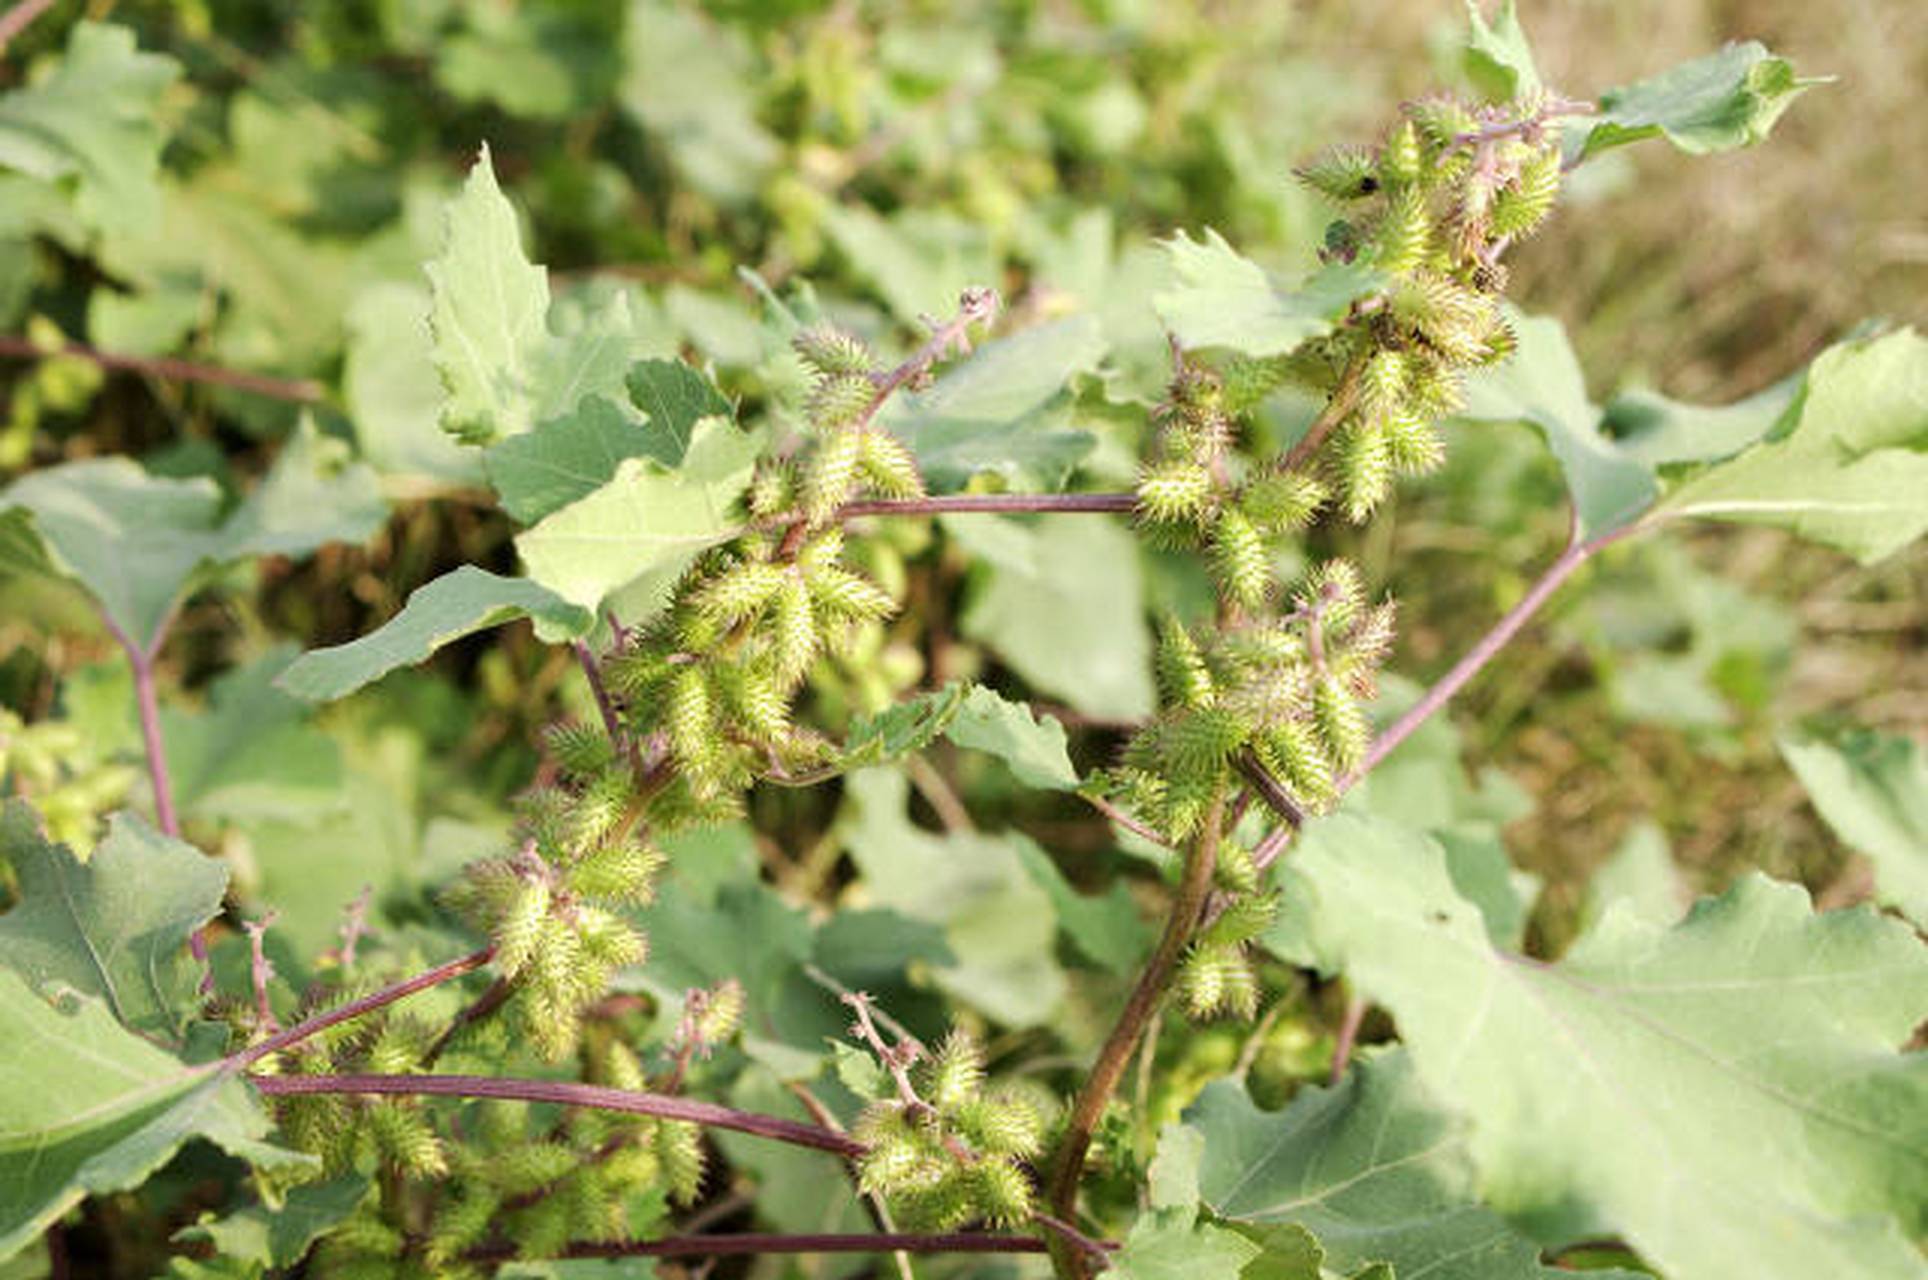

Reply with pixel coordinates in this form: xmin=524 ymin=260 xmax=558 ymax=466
xmin=247 ymin=1073 xmax=868 ymax=1158
xmin=573 ymin=640 xmax=631 ymax=764
xmin=231 ymin=948 xmax=493 ymax=1068
xmin=1045 ymin=794 xmax=1224 ymax=1279
xmin=0 ymin=335 xmax=325 ymax=402
xmin=1280 ymin=350 xmax=1368 ymax=474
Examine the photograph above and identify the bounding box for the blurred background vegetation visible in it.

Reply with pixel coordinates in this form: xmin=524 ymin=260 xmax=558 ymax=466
xmin=0 ymin=0 xmax=1921 ymax=1039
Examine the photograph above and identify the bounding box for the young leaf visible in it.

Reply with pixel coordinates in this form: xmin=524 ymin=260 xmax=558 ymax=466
xmin=0 ymin=803 xmax=226 ymax=1042
xmin=0 ymin=972 xmax=313 ymax=1262
xmin=1462 ymin=0 xmax=1540 ymax=102
xmin=1273 ymin=811 xmax=1928 ymax=1280
xmin=0 ymin=23 xmax=180 ymax=233
xmin=425 ymin=148 xmax=640 ymax=444
xmin=174 ymin=1175 xmax=371 ymax=1270
xmin=843 ymin=684 xmax=972 ymax=766
xmin=874 ymin=316 xmax=1103 ymax=493
xmin=513 ymin=418 xmax=762 ymax=625
xmin=1192 ymin=1050 xmax=1639 ymax=1280
xmin=1780 ymin=730 xmax=1928 ymax=927
xmin=1574 ymin=42 xmax=1820 ymax=164
xmin=276 ymin=566 xmax=592 ymax=702
xmin=1155 ymin=231 xmax=1383 ymax=358
xmin=1106 ymin=1215 xmax=1260 ymax=1280
xmin=1647 ymin=327 xmax=1928 ymax=563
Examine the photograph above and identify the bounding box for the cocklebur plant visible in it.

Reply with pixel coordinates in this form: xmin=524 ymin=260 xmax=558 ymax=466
xmin=5 ymin=9 xmax=1925 ymax=1280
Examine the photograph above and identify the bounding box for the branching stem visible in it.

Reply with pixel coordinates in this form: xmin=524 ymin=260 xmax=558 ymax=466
xmin=1280 ymin=351 xmax=1368 ymax=474
xmin=231 ymin=948 xmax=493 ymax=1069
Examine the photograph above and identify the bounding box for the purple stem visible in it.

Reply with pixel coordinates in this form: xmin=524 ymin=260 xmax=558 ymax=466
xmin=231 ymin=948 xmax=493 ymax=1068
xmin=468 ymin=1232 xmax=1057 ymax=1261
xmin=1342 ymin=526 xmax=1618 ymax=787
xmin=572 ymin=640 xmax=632 ymax=769
xmin=247 ymin=1073 xmax=868 ymax=1158
xmin=838 ymin=492 xmax=1137 ymax=519
xmin=0 ymin=334 xmax=324 ymax=402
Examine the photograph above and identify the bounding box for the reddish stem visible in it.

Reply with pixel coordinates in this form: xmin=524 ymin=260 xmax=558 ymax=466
xmin=1330 ymin=991 xmax=1368 ymax=1083
xmin=247 ymin=1073 xmax=867 ymax=1158
xmin=231 ymin=948 xmax=493 ymax=1068
xmin=468 ymin=1232 xmax=1058 ymax=1261
xmin=0 ymin=0 xmax=56 ymax=51
xmin=0 ymin=335 xmax=325 ymax=402
xmin=838 ymin=492 xmax=1137 ymax=519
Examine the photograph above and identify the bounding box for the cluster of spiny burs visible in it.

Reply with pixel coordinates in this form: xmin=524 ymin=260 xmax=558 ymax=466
xmin=851 ymin=1026 xmax=1047 ymax=1230
xmin=1111 ymin=93 xmax=1563 ymax=1017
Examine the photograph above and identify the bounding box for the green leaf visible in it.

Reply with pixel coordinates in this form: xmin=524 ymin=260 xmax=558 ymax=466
xmin=0 ymin=23 xmax=180 ymax=234
xmin=1781 ymin=730 xmax=1928 ymax=927
xmin=0 ymin=803 xmax=225 ymax=1043
xmin=960 ymin=515 xmax=1156 ymax=721
xmin=946 ymin=686 xmax=1079 ymax=790
xmin=484 ymin=361 xmax=732 ymax=525
xmin=1458 ymin=311 xmax=1657 ymax=540
xmin=875 ymin=316 xmax=1104 ymax=492
xmin=842 ymin=684 xmax=971 ymax=767
xmin=174 ymin=1175 xmax=370 ymax=1269
xmin=1605 ymin=371 xmax=1804 ymax=466
xmin=1582 ymin=821 xmax=1687 ymax=930
xmin=343 ymin=283 xmax=485 ymax=486
xmin=0 ymin=972 xmax=312 ymax=1262
xmin=1575 ymin=42 xmax=1820 ymax=163
xmin=513 ymin=419 xmax=762 ymax=626
xmin=820 ymin=206 xmax=998 ymax=330
xmin=215 ymin=420 xmax=388 ymax=564
xmin=1648 ymin=328 xmax=1928 ymax=563
xmin=1154 ymin=231 xmax=1383 ymax=358
xmin=163 ymin=649 xmax=345 ymax=825
xmin=426 ymin=149 xmax=641 ymax=444
xmin=841 ymin=769 xmax=1066 ymax=1027
xmin=0 ymin=431 xmax=386 ymax=653
xmin=0 ymin=459 xmax=226 ymax=651
xmin=1274 ymin=810 xmax=1928 ymax=1280
xmin=1011 ymin=838 xmax=1151 ymax=974
xmin=1463 ymin=0 xmax=1540 ymax=102
xmin=1193 ymin=1050 xmax=1624 ymax=1280
xmin=276 ymin=566 xmax=593 ymax=702
xmin=1104 ymin=1215 xmax=1260 ymax=1280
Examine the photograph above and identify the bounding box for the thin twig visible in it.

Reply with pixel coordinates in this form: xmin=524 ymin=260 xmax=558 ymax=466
xmin=573 ymin=640 xmax=633 ymax=769
xmin=1046 ymin=793 xmax=1224 ymax=1280
xmin=231 ymin=948 xmax=493 ymax=1068
xmin=246 ymin=1073 xmax=867 ymax=1158
xmin=1082 ymin=791 xmax=1174 ymax=850
xmin=242 ymin=913 xmax=280 ymax=1033
xmin=785 ymin=1080 xmax=918 ymax=1280
xmin=1234 ymin=749 xmax=1308 ymax=828
xmin=421 ymin=975 xmax=512 ymax=1068
xmin=0 ymin=335 xmax=325 ymax=402
xmin=1031 ymin=1211 xmax=1114 ymax=1266
xmin=0 ymin=0 xmax=56 ymax=52
xmin=837 ymin=492 xmax=1138 ymax=520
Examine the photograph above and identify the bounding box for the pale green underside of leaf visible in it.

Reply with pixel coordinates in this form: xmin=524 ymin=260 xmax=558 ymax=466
xmin=1191 ymin=1050 xmax=1633 ymax=1280
xmin=512 ymin=419 xmax=762 ymax=629
xmin=0 ymin=972 xmax=312 ymax=1264
xmin=1154 ymin=230 xmax=1383 ymax=358
xmin=276 ymin=566 xmax=592 ymax=701
xmin=0 ymin=23 xmax=180 ymax=234
xmin=1576 ymin=42 xmax=1821 ymax=163
xmin=0 ymin=424 xmax=386 ymax=652
xmin=0 ymin=803 xmax=226 ymax=1043
xmin=426 ymin=149 xmax=640 ymax=445
xmin=1463 ymin=318 xmax=1928 ymax=560
xmin=1270 ymin=811 xmax=1928 ymax=1280
xmin=1781 ymin=730 xmax=1928 ymax=927
xmin=1648 ymin=328 xmax=1928 ymax=562
xmin=163 ymin=648 xmax=346 ymax=825
xmin=875 ymin=315 xmax=1104 ymax=492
